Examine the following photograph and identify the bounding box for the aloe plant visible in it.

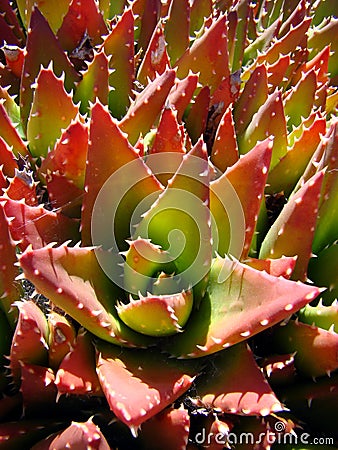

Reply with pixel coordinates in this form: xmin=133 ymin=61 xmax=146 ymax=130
xmin=0 ymin=0 xmax=337 ymax=448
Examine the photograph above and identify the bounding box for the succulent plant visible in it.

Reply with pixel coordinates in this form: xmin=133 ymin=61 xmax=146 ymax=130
xmin=0 ymin=0 xmax=337 ymax=448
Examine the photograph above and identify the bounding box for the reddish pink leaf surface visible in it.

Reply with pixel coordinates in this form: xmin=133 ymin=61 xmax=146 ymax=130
xmin=140 ymin=406 xmax=190 ymax=450
xmin=101 ymin=8 xmax=134 ymax=119
xmin=211 ymin=106 xmax=239 ymax=172
xmin=39 ymin=120 xmax=88 ymax=190
xmin=196 ymin=343 xmax=283 ymax=416
xmin=273 ymin=320 xmax=338 ymax=378
xmin=9 ymin=301 xmax=49 ymax=382
xmin=150 ymin=107 xmax=185 ymax=154
xmin=20 ymin=7 xmax=80 ymax=127
xmin=185 ymin=85 xmax=210 ymax=143
xmin=0 ymin=201 xmax=19 ymax=322
xmin=96 ymin=344 xmax=196 ymax=431
xmin=4 ymin=172 xmax=38 ymax=206
xmin=55 ymin=331 xmax=103 ymax=396
xmin=137 ymin=22 xmax=171 ymax=85
xmin=0 ymin=136 xmax=18 ymax=177
xmin=234 ymin=64 xmax=268 ymax=135
xmin=57 ymin=0 xmax=108 ymax=50
xmin=2 ymin=198 xmax=79 ymax=251
xmin=120 ymin=69 xmax=176 ymax=144
xmin=0 ymin=102 xmax=28 ymax=157
xmin=20 ymin=363 xmax=57 ymax=413
xmin=167 ymin=74 xmax=199 ymax=122
xmin=243 ymin=255 xmax=297 ymax=279
xmin=164 ymin=256 xmax=321 ymax=358
xmin=48 ymin=311 xmax=76 ymax=370
xmin=175 ymin=14 xmax=230 ymax=93
xmin=32 ymin=418 xmax=110 ymax=450
xmin=19 ymin=244 xmax=151 ymax=347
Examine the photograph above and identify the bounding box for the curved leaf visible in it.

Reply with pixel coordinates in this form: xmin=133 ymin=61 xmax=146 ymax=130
xmin=164 ymin=256 xmax=320 ymax=358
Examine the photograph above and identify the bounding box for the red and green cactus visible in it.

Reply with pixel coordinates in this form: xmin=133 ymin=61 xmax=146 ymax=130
xmin=0 ymin=0 xmax=337 ymax=448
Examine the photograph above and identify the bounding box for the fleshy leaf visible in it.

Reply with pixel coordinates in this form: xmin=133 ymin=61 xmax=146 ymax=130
xmin=211 ymin=105 xmax=239 ymax=172
xmin=39 ymin=119 xmax=88 ymax=190
xmin=73 ymin=50 xmax=109 ymax=115
xmin=237 ymin=91 xmax=287 ymax=170
xmin=163 ymin=256 xmax=320 ymax=358
xmin=26 ymin=67 xmax=79 ymax=158
xmin=19 ymin=244 xmax=151 ymax=347
xmin=56 ymin=0 xmax=108 ymax=51
xmin=9 ymin=300 xmax=49 ymax=382
xmin=4 ymin=169 xmax=38 ymax=206
xmin=2 ymin=45 xmax=24 ymax=78
xmin=139 ymin=406 xmax=190 ymax=450
xmin=167 ymin=73 xmax=198 ymax=122
xmin=55 ymin=330 xmax=103 ymax=396
xmin=133 ymin=139 xmax=211 ymax=298
xmin=184 ymin=85 xmax=210 ymax=143
xmin=137 ymin=22 xmax=170 ymax=85
xmin=243 ymin=255 xmax=297 ymax=279
xmin=96 ymin=344 xmax=196 ymax=432
xmin=266 ymin=114 xmax=327 ymax=196
xmin=312 ymin=121 xmax=338 ymax=253
xmin=0 ymin=167 xmax=7 ymax=193
xmin=123 ymin=237 xmax=175 ymax=295
xmin=32 ymin=418 xmax=110 ymax=450
xmin=16 ymin=0 xmax=70 ymax=33
xmin=2 ymin=198 xmax=80 ymax=251
xmin=164 ymin=0 xmax=190 ymax=65
xmin=283 ymin=69 xmax=317 ymax=128
xmin=196 ymin=343 xmax=283 ymax=415
xmin=101 ymin=8 xmax=134 ymax=119
xmin=175 ymin=14 xmax=230 ymax=93
xmin=308 ymin=18 xmax=338 ymax=79
xmin=259 ymin=171 xmax=324 ymax=281
xmin=243 ymin=17 xmax=281 ymax=66
xmin=119 ymin=69 xmax=176 ymax=144
xmin=44 ymin=173 xmax=84 ymax=218
xmin=266 ymin=54 xmax=290 ymax=90
xmin=294 ymin=45 xmax=330 ymax=86
xmin=48 ymin=311 xmax=77 ymax=370
xmin=299 ymin=301 xmax=338 ymax=333
xmin=210 ymin=138 xmax=272 ymax=260
xmin=0 ymin=201 xmax=19 ymax=325
xmin=233 ymin=64 xmax=268 ymax=136
xmin=0 ymin=0 xmax=25 ymax=46
xmin=272 ymin=320 xmax=338 ymax=378
xmin=256 ymin=18 xmax=311 ymax=67
xmin=150 ymin=107 xmax=185 ymax=155
xmin=117 ymin=290 xmax=193 ymax=336
xmin=81 ymin=101 xmax=163 ymax=247
xmin=189 ymin=0 xmax=212 ymax=37
xmin=132 ymin=0 xmax=161 ymax=54
xmin=20 ymin=7 xmax=80 ymax=128
xmin=230 ymin=0 xmax=250 ymax=72
xmin=20 ymin=363 xmax=57 ymax=414
xmin=209 ymin=71 xmax=241 ymax=119
xmin=260 ymin=353 xmax=296 ymax=386
xmin=308 ymin=242 xmax=338 ymax=305
xmin=0 ymin=101 xmax=28 ymax=157
xmin=0 ymin=137 xmax=17 ymax=177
